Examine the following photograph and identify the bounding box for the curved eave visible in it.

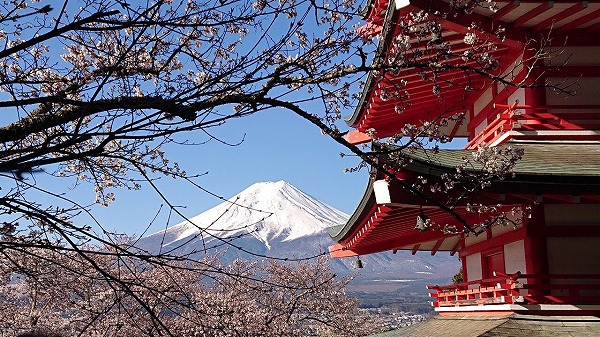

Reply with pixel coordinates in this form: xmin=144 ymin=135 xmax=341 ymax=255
xmin=328 ymin=159 xmax=466 ymax=257
xmin=328 ymin=175 xmax=377 ymax=242
xmin=347 ymin=0 xmax=522 ymax=135
xmin=328 ymin=141 xmax=600 ymax=257
xmin=328 ymin=176 xmax=464 ymax=258
xmin=346 ymin=0 xmax=397 ymax=128
xmin=403 ymin=159 xmax=600 ymax=200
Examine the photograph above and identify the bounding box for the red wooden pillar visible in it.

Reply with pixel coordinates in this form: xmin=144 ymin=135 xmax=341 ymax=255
xmin=523 ymin=204 xmax=548 ymax=301
xmin=461 ymin=241 xmax=468 ymax=283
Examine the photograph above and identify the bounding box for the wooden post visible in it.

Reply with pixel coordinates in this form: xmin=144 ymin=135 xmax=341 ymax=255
xmin=523 ymin=204 xmax=549 ymax=302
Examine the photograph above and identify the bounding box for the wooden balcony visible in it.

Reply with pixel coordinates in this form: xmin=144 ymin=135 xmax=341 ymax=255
xmin=427 ymin=272 xmax=600 ymax=308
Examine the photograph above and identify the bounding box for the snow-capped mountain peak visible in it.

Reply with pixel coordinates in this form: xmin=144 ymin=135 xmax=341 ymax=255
xmin=143 ymin=181 xmax=348 ymax=250
xmin=137 ymin=181 xmax=461 ymax=285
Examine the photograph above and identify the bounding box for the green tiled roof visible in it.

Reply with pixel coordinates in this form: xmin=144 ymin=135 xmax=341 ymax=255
xmin=401 ymin=142 xmax=600 ymax=177
xmin=325 ymin=224 xmax=345 ymax=237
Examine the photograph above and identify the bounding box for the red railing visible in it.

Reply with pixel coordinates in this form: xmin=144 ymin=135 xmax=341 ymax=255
xmin=427 ymin=272 xmax=600 ymax=308
xmin=466 ymin=103 xmax=600 ymax=149
xmin=427 ymin=272 xmax=523 ymax=308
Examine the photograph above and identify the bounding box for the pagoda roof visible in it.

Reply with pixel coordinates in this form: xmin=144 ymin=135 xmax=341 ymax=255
xmin=397 ymin=141 xmax=600 ymax=179
xmin=348 ymin=0 xmax=600 ymax=142
xmin=328 ymin=141 xmax=600 ymax=257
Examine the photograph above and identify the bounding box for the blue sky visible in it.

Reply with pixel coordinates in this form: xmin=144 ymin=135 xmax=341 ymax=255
xmin=4 ymin=1 xmax=470 ymax=238
xmin=0 ymin=1 xmax=374 ymax=237
xmin=85 ymin=106 xmax=468 ymax=237
xmin=77 ymin=107 xmax=370 ymax=236
xmin=29 ymin=103 xmax=467 ymax=238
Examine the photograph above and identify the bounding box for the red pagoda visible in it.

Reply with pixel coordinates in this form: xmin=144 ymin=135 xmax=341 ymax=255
xmin=328 ymin=0 xmax=600 ymax=330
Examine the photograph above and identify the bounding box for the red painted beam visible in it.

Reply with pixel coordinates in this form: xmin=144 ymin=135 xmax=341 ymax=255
xmin=448 ymin=116 xmax=463 ymax=141
xmin=397 ymin=0 xmax=526 ymax=49
xmin=344 ymin=130 xmax=372 ymax=144
xmin=450 ymin=238 xmax=462 ymax=256
xmin=357 ymin=22 xmax=383 ymax=37
xmin=329 ymin=243 xmax=358 ymax=258
xmin=584 ymin=19 xmax=600 ymax=32
xmin=513 ymin=1 xmax=554 ymax=27
xmin=465 ymin=56 xmax=530 ymax=134
xmin=522 ymin=204 xmax=548 ymax=297
xmin=494 ymin=103 xmax=600 ymax=111
xmin=431 ymin=239 xmax=445 ymax=256
xmin=533 ymin=2 xmax=587 ymax=31
xmin=358 ymin=230 xmax=457 ymax=256
xmin=459 ymin=227 xmax=527 ymax=257
xmin=557 ymin=8 xmax=600 ymax=32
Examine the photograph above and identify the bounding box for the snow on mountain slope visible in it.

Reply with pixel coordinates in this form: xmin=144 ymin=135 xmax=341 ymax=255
xmin=137 ymin=180 xmax=461 ymax=283
xmin=142 ymin=180 xmax=348 ymax=250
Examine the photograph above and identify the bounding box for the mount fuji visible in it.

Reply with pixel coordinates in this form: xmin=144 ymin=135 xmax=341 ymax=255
xmin=136 ymin=181 xmax=460 ymax=286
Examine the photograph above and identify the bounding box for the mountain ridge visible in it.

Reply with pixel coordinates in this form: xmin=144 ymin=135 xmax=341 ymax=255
xmin=136 ymin=180 xmax=460 ymax=286
xmin=141 ymin=180 xmax=348 ymax=251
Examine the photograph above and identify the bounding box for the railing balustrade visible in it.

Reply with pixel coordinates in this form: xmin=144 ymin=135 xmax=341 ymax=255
xmin=427 ymin=272 xmax=600 ymax=307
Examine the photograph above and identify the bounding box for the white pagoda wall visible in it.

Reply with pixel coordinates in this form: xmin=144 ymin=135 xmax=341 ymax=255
xmin=544 ymin=46 xmax=600 ymax=67
xmin=465 ymin=252 xmax=482 ymax=287
xmin=504 ymin=239 xmax=526 ymax=275
xmin=547 ymin=237 xmax=600 ymax=274
xmin=545 ymin=46 xmax=600 ymax=106
xmin=545 ymin=204 xmax=600 ymax=276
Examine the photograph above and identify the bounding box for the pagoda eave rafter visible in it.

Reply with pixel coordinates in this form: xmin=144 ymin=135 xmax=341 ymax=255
xmin=395 ymin=0 xmax=527 ymax=49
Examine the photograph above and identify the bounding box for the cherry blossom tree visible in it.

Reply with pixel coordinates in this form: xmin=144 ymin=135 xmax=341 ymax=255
xmin=0 ymin=0 xmax=386 ymax=336
xmin=0 ymin=1 xmax=385 ymax=335
xmin=0 ymin=0 xmax=560 ymax=335
xmin=0 ymin=0 xmax=371 ymax=248
xmin=0 ymin=247 xmax=380 ymax=336
xmin=0 ymin=0 xmax=558 ymax=248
